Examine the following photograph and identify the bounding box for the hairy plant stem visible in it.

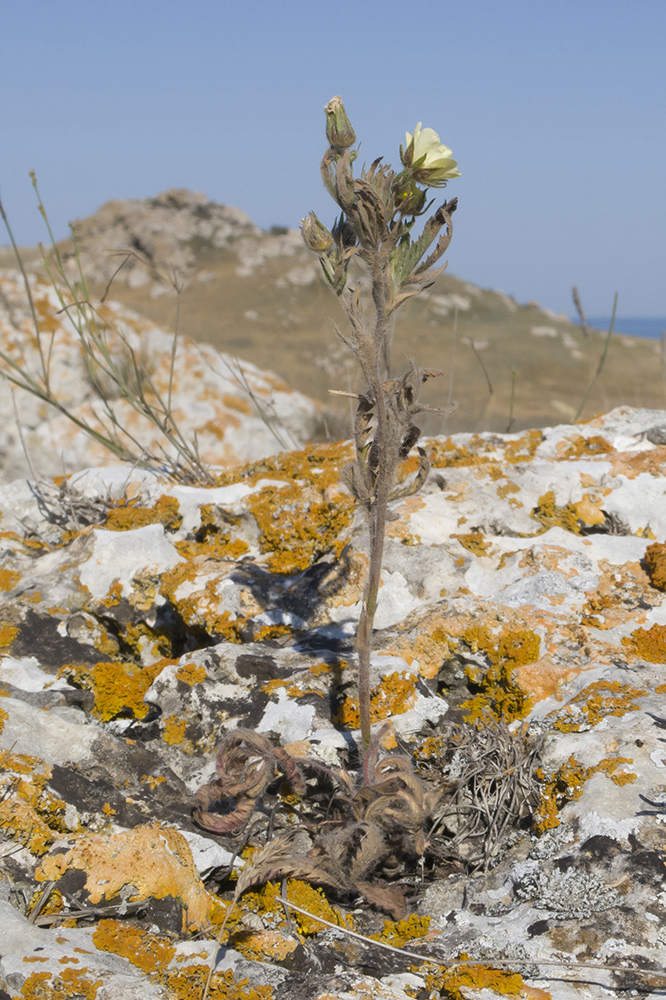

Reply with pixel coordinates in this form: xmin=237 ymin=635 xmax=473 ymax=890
xmin=356 ymin=259 xmax=391 ymax=748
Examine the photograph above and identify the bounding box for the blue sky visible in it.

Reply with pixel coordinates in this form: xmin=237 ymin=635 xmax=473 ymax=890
xmin=1 ymin=0 xmax=664 ymax=315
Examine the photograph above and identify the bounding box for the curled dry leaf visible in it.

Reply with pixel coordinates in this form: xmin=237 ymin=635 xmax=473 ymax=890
xmin=195 ymin=724 xmax=445 ymax=918
xmin=193 ymin=729 xmax=305 ymax=834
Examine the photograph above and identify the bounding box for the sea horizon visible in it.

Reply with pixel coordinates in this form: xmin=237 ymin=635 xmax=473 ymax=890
xmin=577 ymin=316 xmax=666 ymax=340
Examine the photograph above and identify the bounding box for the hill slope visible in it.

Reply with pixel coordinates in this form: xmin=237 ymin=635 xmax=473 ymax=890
xmin=2 ymin=189 xmax=663 ymax=435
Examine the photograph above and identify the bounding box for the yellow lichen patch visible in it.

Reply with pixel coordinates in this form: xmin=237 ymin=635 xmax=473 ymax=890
xmin=459 ymin=626 xmax=540 ymax=723
xmin=643 ymin=541 xmax=666 ymax=591
xmin=623 ymin=623 xmax=666 ymax=662
xmin=534 ymin=755 xmax=637 ymax=833
xmin=35 ymin=823 xmax=219 ymax=932
xmin=497 ymin=480 xmax=520 ymax=499
xmin=453 ymin=531 xmax=492 ymax=556
xmin=175 ymin=662 xmax=208 ymax=686
xmin=103 ymin=494 xmax=182 ymax=532
xmin=18 ymin=968 xmax=102 ymax=999
xmin=228 ymin=879 xmax=351 ymax=945
xmin=216 ymin=439 xmax=354 ymax=491
xmin=557 ymin=434 xmax=613 ymax=461
xmin=610 ymin=445 xmax=666 ymax=480
xmin=162 ymin=713 xmax=189 ymax=747
xmin=0 ymin=749 xmax=67 ymax=855
xmin=656 ymin=683 xmax=666 ymax=694
xmin=334 ymin=671 xmax=418 ymax=728
xmin=372 ymin=914 xmax=430 ymax=946
xmin=427 ymin=437 xmax=494 ymax=469
xmin=222 ymin=393 xmax=253 ymax=415
xmin=58 ymin=658 xmax=174 ymax=722
xmin=571 ymin=493 xmax=607 ymax=526
xmin=549 ymin=679 xmax=647 ymax=733
xmin=422 ymin=960 xmax=525 ymax=1000
xmin=164 ymin=965 xmax=274 ymax=1000
xmin=92 ymin=919 xmax=175 ymax=974
xmin=513 ymin=656 xmax=579 ymax=704
xmin=174 ymin=503 xmax=249 ymax=562
xmin=247 ymin=482 xmax=354 ymax=574
xmin=161 ymin=569 xmax=240 ymax=640
xmin=530 ymin=490 xmax=581 ymax=534
xmin=141 ymin=774 xmax=167 ymax=790
xmin=262 ymin=661 xmax=335 ymax=701
xmin=0 ymin=567 xmax=20 ymax=591
xmin=0 ymin=621 xmax=19 ymax=650
xmin=504 ymin=428 xmax=544 ymax=464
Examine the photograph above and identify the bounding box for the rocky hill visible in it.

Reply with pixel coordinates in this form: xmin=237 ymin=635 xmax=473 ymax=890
xmin=3 ymin=190 xmax=664 ymax=436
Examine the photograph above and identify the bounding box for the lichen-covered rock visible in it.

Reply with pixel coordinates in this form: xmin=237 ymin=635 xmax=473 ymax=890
xmin=0 ymin=268 xmax=321 ymax=482
xmin=2 ymin=405 xmax=666 ymax=998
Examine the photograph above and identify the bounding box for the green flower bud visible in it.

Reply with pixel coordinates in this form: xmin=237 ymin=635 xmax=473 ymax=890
xmin=392 ymin=174 xmax=427 ymax=216
xmin=300 ymin=212 xmax=334 ymax=253
xmin=324 ymin=96 xmax=356 ymax=150
xmin=401 ymin=123 xmax=460 ymax=187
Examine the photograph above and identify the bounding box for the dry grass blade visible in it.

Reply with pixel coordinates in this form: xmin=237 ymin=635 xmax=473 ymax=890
xmin=429 ymin=718 xmax=543 ymax=870
xmin=276 ymin=896 xmax=666 ymax=989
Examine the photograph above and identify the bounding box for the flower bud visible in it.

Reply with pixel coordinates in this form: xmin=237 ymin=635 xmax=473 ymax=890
xmin=392 ymin=174 xmax=427 ymax=216
xmin=324 ymin=96 xmax=356 ymax=150
xmin=300 ymin=212 xmax=334 ymax=253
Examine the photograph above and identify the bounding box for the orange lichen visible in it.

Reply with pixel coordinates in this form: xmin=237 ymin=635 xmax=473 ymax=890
xmin=216 ymin=439 xmax=354 ymax=491
xmin=0 ymin=567 xmax=20 ymax=591
xmin=141 ymin=774 xmax=167 ymax=789
xmin=164 ymin=966 xmax=274 ymax=1000
xmin=103 ymin=494 xmax=182 ymax=533
xmin=427 ymin=438 xmax=493 ymax=469
xmin=504 ymin=428 xmax=544 ymax=463
xmin=247 ymin=482 xmax=354 ymax=574
xmin=35 ymin=823 xmax=221 ymax=932
xmin=162 ymin=713 xmax=189 ymax=747
xmin=174 ymin=503 xmax=249 ymax=562
xmin=459 ymin=626 xmax=540 ymax=723
xmin=92 ymin=919 xmax=175 ymax=974
xmin=453 ymin=531 xmax=491 ymax=556
xmin=334 ymin=671 xmax=418 ymax=728
xmin=530 ymin=490 xmax=581 ymax=534
xmin=228 ymin=878 xmax=352 ymax=943
xmin=623 ymin=623 xmax=666 ymax=662
xmin=550 ymin=679 xmax=647 ymax=732
xmin=422 ymin=959 xmax=526 ymax=1000
xmin=58 ymin=658 xmax=174 ymax=722
xmin=18 ymin=968 xmax=102 ymax=999
xmin=643 ymin=542 xmax=666 ymax=590
xmin=0 ymin=621 xmax=19 ymax=650
xmin=372 ymin=914 xmax=430 ymax=946
xmin=557 ymin=434 xmax=613 ymax=460
xmin=175 ymin=662 xmax=208 ymax=686
xmin=534 ymin=755 xmax=636 ymax=833
xmin=0 ymin=749 xmax=67 ymax=855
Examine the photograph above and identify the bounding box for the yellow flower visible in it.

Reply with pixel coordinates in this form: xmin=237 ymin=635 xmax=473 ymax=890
xmin=403 ymin=123 xmax=460 ymax=186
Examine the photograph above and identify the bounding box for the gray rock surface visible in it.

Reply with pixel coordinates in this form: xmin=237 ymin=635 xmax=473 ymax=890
xmin=1 ymin=405 xmax=666 ymax=998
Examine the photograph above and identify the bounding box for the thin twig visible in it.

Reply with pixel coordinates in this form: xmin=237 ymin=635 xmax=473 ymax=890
xmin=505 ymin=367 xmax=516 ymax=434
xmin=277 ymin=895 xmax=666 ymax=986
xmin=575 ymin=291 xmax=618 ymax=422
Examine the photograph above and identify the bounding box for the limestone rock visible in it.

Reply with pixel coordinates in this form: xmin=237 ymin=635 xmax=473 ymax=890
xmin=0 ymin=268 xmax=321 ymax=482
xmin=1 ymin=405 xmax=666 ymax=998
